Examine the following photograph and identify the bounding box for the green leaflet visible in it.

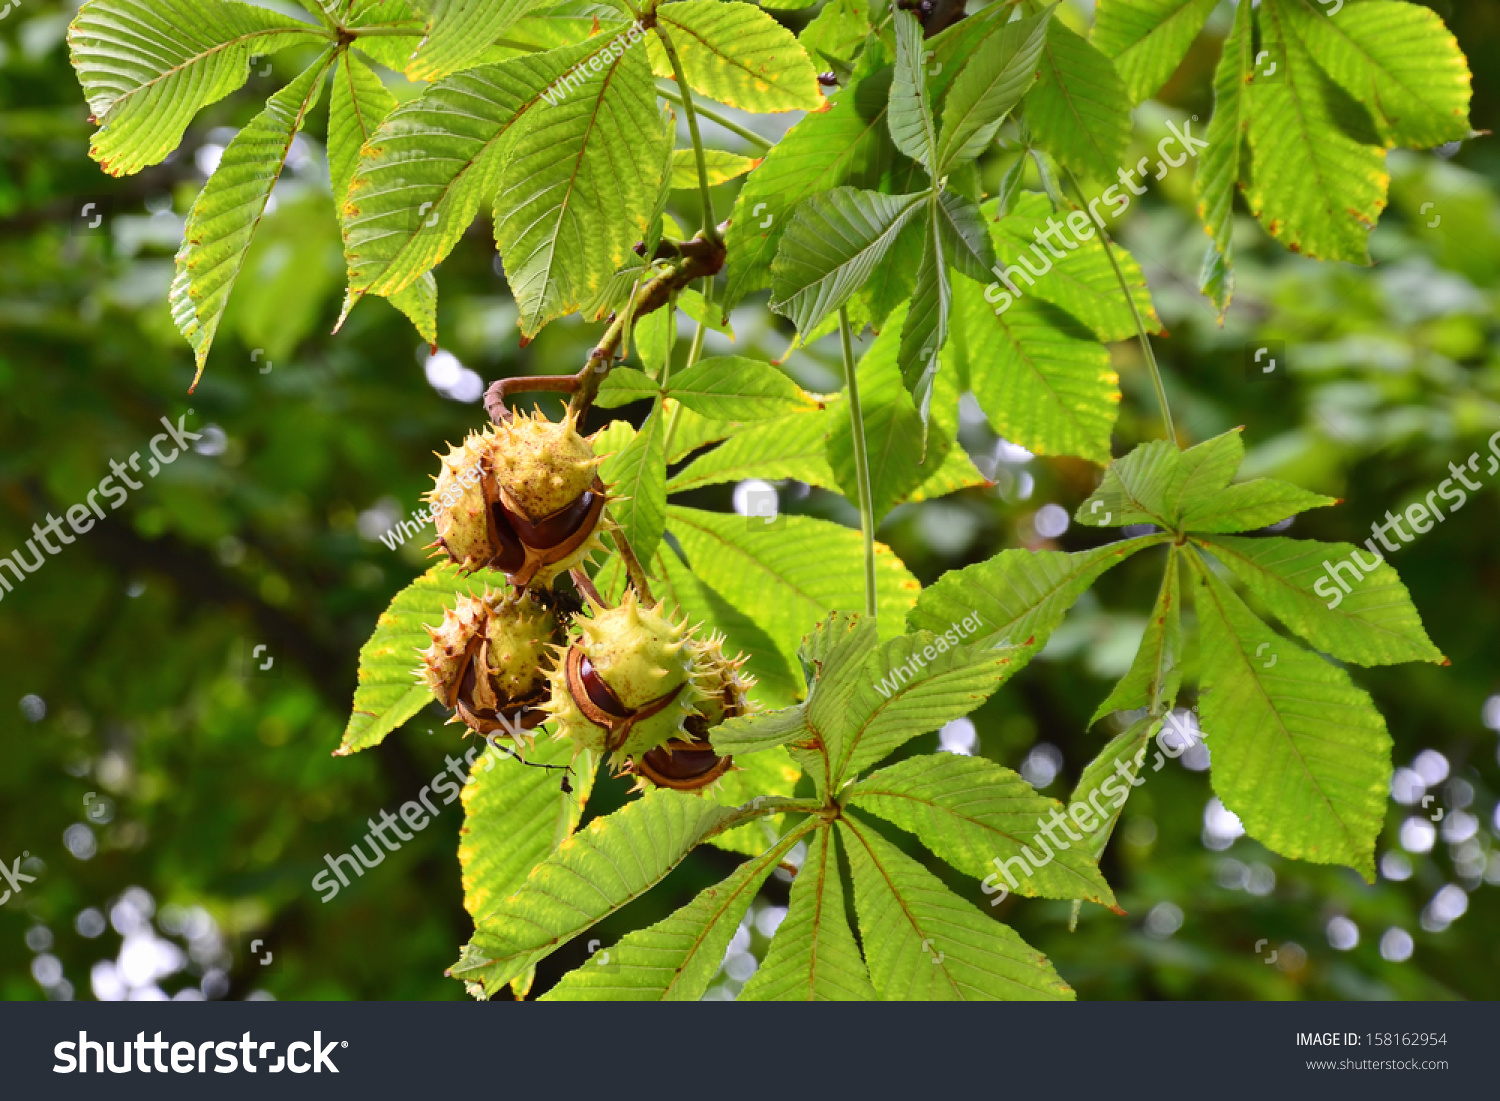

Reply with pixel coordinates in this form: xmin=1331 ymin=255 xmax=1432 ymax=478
xmin=1287 ymin=0 xmax=1473 ymax=150
xmin=669 ymin=148 xmax=758 ymax=189
xmin=1025 ymin=17 xmax=1132 ymax=182
xmin=1177 ymin=479 xmax=1337 ymax=532
xmin=456 ymin=790 xmax=740 ymax=994
xmin=329 ymin=54 xmax=399 ymax=213
xmin=1189 ymin=553 xmax=1390 ymax=880
xmin=1194 ymin=534 xmax=1444 ymax=667
xmin=460 ymin=735 xmax=597 ymax=926
xmin=600 ymin=398 xmax=667 ymax=566
xmin=666 ymin=409 xmax=838 ymax=493
xmin=934 ymin=190 xmax=997 ymax=283
xmin=665 ymin=357 xmax=817 ymax=421
xmin=327 ymin=52 xmax=447 ymax=342
xmin=405 ymin=0 xmax=555 ymax=81
xmin=770 ymin=187 xmax=928 ymax=335
xmin=541 ymin=821 xmax=813 ymax=1001
xmin=68 ymin=0 xmax=324 ymax=177
xmin=594 ymin=367 xmax=660 ymax=408
xmin=721 ymin=59 xmax=900 ymax=311
xmin=493 ymin=36 xmax=669 ymax=338
xmin=739 ymin=827 xmax=877 ymax=1000
xmin=648 ymin=1 xmax=823 ymax=114
xmin=1243 ymin=0 xmax=1389 ymax=264
xmin=667 ymin=506 xmax=921 ymax=678
xmin=839 ymin=814 xmax=1074 ymax=1000
xmin=849 ymin=754 xmax=1117 ymax=906
xmin=888 ymin=9 xmax=939 ymax=172
xmin=897 ymin=196 xmax=950 ymax=429
xmin=982 ymin=191 xmax=1162 ymax=343
xmin=1090 ymin=543 xmax=1181 ymax=723
xmin=954 ymin=279 xmax=1120 ymax=464
xmin=337 ymin=562 xmax=515 ymax=755
xmin=935 ymin=7 xmax=1050 ymax=172
xmin=1091 ymin=0 xmax=1217 ymax=104
xmin=170 ymin=50 xmax=336 ymax=383
xmin=909 ymin=537 xmax=1161 ymax=652
xmin=344 ymin=46 xmax=604 ymax=304
xmin=827 ymin=303 xmax=953 ymax=525
xmin=1193 ymin=0 xmax=1251 ymax=317
xmin=710 ymin=706 xmax=810 ymax=756
xmin=1064 ymin=714 xmax=1157 ymax=929
xmin=830 ymin=630 xmax=1028 ymax=785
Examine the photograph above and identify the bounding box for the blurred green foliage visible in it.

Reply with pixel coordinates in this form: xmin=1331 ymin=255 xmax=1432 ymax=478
xmin=1 ymin=0 xmax=1498 ymax=1002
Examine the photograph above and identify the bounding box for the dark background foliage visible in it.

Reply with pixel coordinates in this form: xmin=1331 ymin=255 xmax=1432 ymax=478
xmin=1 ymin=0 xmax=1497 ymax=1001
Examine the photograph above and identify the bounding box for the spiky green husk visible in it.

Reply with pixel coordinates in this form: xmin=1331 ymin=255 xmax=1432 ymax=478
xmin=491 ymin=408 xmax=602 ymax=521
xmin=417 ymin=590 xmax=557 ymax=718
xmin=418 ymin=595 xmax=488 ymax=706
xmin=426 ymin=429 xmax=495 ymax=572
xmin=544 ymin=590 xmax=718 ymax=767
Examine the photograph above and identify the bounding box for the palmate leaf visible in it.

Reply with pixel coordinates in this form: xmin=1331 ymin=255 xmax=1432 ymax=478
xmin=1288 ymin=0 xmax=1472 ymax=150
xmin=1090 ymin=0 xmax=1217 ymax=105
xmin=68 ymin=0 xmax=324 ymax=177
xmin=1025 ymin=17 xmax=1132 ymax=182
xmin=648 ymin=0 xmax=823 ymax=114
xmin=493 ymin=37 xmax=669 ymax=339
xmin=839 ymin=814 xmax=1073 ymax=1000
xmin=982 ymin=192 xmax=1161 ymax=343
xmin=342 ymin=46 xmax=603 ymax=305
xmin=169 ymin=50 xmax=336 ymax=384
xmin=721 ymin=57 xmax=899 ymax=312
xmin=541 ymin=822 xmax=812 ymax=1001
xmin=405 ymin=0 xmax=555 ymax=81
xmin=455 ymin=790 xmax=740 ymax=994
xmin=1243 ymin=0 xmax=1388 ymax=264
xmin=1090 ymin=543 xmax=1181 ymax=723
xmin=1195 ymin=535 xmax=1444 ymax=667
xmin=951 ymin=277 xmax=1120 ymax=464
xmin=739 ymin=827 xmax=877 ymax=1000
xmin=830 ymin=631 xmax=1028 ymax=785
xmin=666 ymin=409 xmax=838 ymax=493
xmin=910 ymin=537 xmax=1160 ymax=653
xmin=337 ymin=561 xmax=514 ymax=755
xmin=769 ymin=187 xmax=928 ymax=335
xmin=935 ymin=7 xmax=1050 ymax=172
xmin=1189 ymin=553 xmax=1390 ymax=879
xmin=1193 ymin=0 xmax=1251 ymax=317
xmin=827 ymin=304 xmax=952 ymax=526
xmin=666 ymin=506 xmax=922 ymax=675
xmin=848 ymin=754 xmax=1117 ymax=906
xmin=460 ymin=735 xmax=597 ymax=926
